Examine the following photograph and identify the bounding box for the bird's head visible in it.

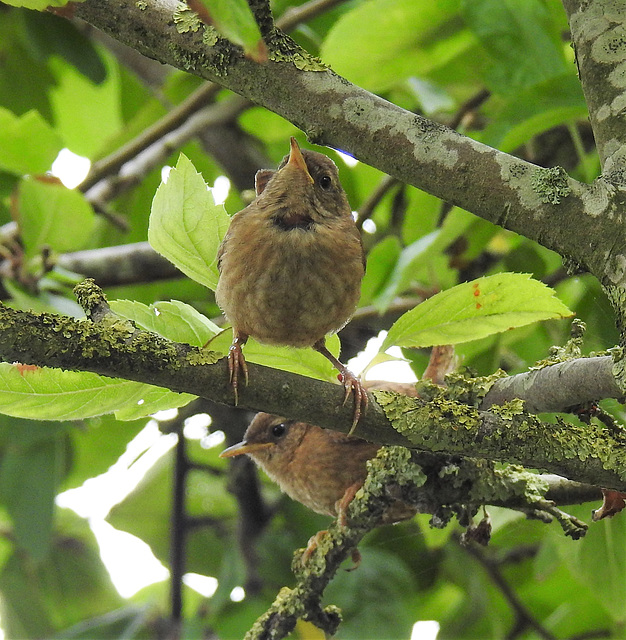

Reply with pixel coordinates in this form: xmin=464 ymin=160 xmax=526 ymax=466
xmin=219 ymin=413 xmax=307 ymax=473
xmin=254 ymin=138 xmax=352 ymax=228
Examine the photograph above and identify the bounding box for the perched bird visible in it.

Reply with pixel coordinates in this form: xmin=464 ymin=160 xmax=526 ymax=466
xmin=215 ymin=137 xmax=367 ymax=429
xmin=220 ymin=411 xmax=417 ymax=526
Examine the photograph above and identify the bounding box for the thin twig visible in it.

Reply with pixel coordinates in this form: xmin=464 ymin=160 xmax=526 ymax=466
xmin=460 ymin=537 xmax=558 ymax=640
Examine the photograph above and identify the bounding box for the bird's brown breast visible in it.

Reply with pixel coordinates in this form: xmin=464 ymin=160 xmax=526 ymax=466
xmin=215 ymin=204 xmax=364 ymax=347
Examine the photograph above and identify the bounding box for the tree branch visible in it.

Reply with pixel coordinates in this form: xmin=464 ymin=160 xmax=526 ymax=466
xmin=71 ymin=0 xmax=626 ymax=295
xmin=245 ymin=447 xmax=591 ymax=640
xmin=481 ymin=356 xmax=623 ymax=413
xmin=57 ymin=242 xmax=181 ymax=286
xmin=1 ymin=282 xmax=626 ymax=490
xmin=562 ymin=1 xmax=626 ymax=180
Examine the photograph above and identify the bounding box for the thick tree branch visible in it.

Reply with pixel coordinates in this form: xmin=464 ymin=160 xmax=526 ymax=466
xmin=57 ymin=242 xmax=181 ymax=286
xmin=562 ymin=1 xmax=626 ymax=180
xmin=245 ymin=448 xmax=591 ymax=640
xmin=481 ymin=356 xmax=623 ymax=413
xmin=1 ymin=285 xmax=625 ymax=490
xmin=72 ymin=0 xmax=626 ymax=295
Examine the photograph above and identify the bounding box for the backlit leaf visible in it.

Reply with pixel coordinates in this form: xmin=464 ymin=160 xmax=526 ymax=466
xmin=382 ymin=273 xmax=572 ymax=350
xmin=149 ymin=153 xmax=231 ymax=291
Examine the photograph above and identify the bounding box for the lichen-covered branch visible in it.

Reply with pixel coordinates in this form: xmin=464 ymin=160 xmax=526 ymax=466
xmin=245 ymin=447 xmax=591 ymax=640
xmin=0 ymin=282 xmax=626 ymax=490
xmin=71 ymin=0 xmax=626 ymax=293
xmin=374 ymin=390 xmax=626 ymax=491
xmin=482 ymin=355 xmax=623 ymax=412
xmin=562 ymin=1 xmax=626 ymax=179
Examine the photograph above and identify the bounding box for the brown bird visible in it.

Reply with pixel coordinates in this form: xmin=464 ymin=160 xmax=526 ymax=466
xmin=220 ymin=411 xmax=416 ymax=526
xmin=215 ymin=137 xmax=367 ymax=429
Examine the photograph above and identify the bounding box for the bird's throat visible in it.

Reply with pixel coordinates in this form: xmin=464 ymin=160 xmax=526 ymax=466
xmin=272 ymin=212 xmax=316 ymax=231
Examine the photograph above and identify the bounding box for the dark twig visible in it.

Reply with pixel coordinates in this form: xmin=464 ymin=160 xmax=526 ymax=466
xmin=170 ymin=421 xmax=188 ymax=629
xmin=460 ymin=537 xmax=558 ymax=640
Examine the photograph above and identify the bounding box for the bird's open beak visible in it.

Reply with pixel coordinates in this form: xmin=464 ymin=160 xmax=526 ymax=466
xmin=219 ymin=440 xmax=274 ymax=458
xmin=286 ymin=137 xmax=314 ymax=183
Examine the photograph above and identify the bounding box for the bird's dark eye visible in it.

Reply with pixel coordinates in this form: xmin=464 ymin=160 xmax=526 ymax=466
xmin=271 ymin=423 xmax=287 ymax=438
xmin=319 ymin=175 xmax=332 ymax=190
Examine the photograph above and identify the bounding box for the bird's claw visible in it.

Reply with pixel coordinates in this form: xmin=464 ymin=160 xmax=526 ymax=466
xmin=227 ymin=337 xmax=249 ymax=405
xmin=338 ymin=369 xmax=368 ymax=435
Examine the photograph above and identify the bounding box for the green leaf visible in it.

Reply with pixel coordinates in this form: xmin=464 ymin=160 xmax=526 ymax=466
xmin=0 ymin=108 xmax=62 ymax=175
xmin=149 ymin=153 xmax=231 ymax=291
xmin=2 ymin=0 xmax=81 ymax=8
xmin=481 ymin=73 xmax=587 ymax=152
xmin=198 ymin=0 xmax=266 ymax=61
xmin=359 ymin=236 xmax=402 ymax=308
xmin=462 ymin=0 xmax=567 ymax=94
xmin=107 ymin=446 xmax=235 ymax=578
xmin=373 ymin=231 xmax=440 ymax=312
xmin=0 ymin=363 xmax=193 ymax=421
xmin=18 ymin=177 xmax=96 ymax=257
xmin=0 ymin=510 xmax=123 ymax=639
xmin=0 ymin=423 xmax=67 ymax=561
xmin=381 ymin=273 xmax=573 ymax=351
xmin=209 ymin=330 xmax=341 ymax=382
xmin=110 ymin=299 xmax=220 ymax=346
xmin=112 ymin=298 xmax=341 ymax=381
xmin=321 ymin=0 xmax=472 ymax=93
xmin=47 ymin=47 xmax=123 ymax=158
xmin=64 ymin=414 xmax=145 ymax=490
xmin=324 ymin=548 xmax=416 ymax=639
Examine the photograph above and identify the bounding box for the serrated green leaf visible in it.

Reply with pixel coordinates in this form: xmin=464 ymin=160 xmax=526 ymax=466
xmin=0 ymin=363 xmax=193 ymax=421
xmin=199 ymin=0 xmax=266 ymax=61
xmin=110 ymin=299 xmax=220 ymax=346
xmin=381 ymin=273 xmax=572 ymax=351
xmin=148 ymin=153 xmax=231 ymax=291
xmin=0 ymin=108 xmax=62 ymax=175
xmin=18 ymin=177 xmax=95 ymax=257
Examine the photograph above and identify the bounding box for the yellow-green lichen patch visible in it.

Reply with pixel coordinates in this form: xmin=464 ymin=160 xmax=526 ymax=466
xmin=173 ymin=3 xmax=202 ymax=33
xmin=203 ymin=26 xmax=219 ymax=46
xmin=443 ymin=368 xmax=508 ymax=406
xmin=531 ymin=166 xmax=571 ymax=205
xmin=186 ymin=349 xmax=221 ymax=366
xmin=269 ymin=48 xmax=327 ymax=72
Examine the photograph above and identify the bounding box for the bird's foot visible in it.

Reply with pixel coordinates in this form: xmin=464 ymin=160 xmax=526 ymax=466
xmin=301 ymin=529 xmax=329 ymax=565
xmin=346 ymin=548 xmax=362 ymax=572
xmin=313 ymin=339 xmax=368 ymax=434
xmin=227 ymin=334 xmax=248 ymax=405
xmin=335 ymin=481 xmax=362 ymax=528
xmin=338 ymin=367 xmax=368 ymax=435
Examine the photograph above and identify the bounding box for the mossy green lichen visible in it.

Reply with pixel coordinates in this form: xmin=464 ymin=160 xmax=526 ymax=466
xmin=532 ymin=319 xmax=586 ymax=369
xmin=203 ymin=26 xmax=219 ymax=47
xmin=186 ymin=349 xmax=221 ymax=366
xmin=173 ymin=3 xmax=202 ymax=33
xmin=443 ymin=368 xmax=508 ymax=406
xmin=267 ymin=30 xmax=327 ymax=71
xmin=73 ymin=279 xmax=108 ymax=317
xmin=531 ymin=166 xmax=571 ymax=204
